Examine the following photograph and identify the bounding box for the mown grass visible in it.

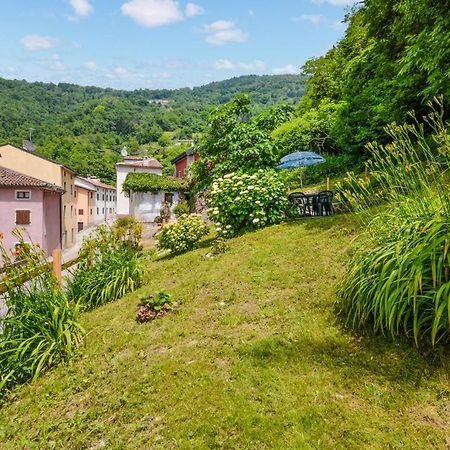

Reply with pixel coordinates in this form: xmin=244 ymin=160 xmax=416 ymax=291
xmin=0 ymin=215 xmax=449 ymax=449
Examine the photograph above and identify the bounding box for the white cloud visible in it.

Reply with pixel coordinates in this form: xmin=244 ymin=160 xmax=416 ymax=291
xmin=114 ymin=66 xmax=130 ymax=77
xmin=121 ymin=0 xmax=184 ymax=27
xmin=213 ymin=59 xmax=266 ymax=72
xmin=49 ymin=54 xmax=64 ymax=71
xmin=185 ymin=2 xmax=204 ymax=17
xmin=272 ymin=64 xmax=298 ymax=75
xmin=69 ymin=0 xmax=93 ymax=16
xmin=299 ymin=14 xmax=324 ymax=25
xmin=311 ymin=0 xmax=359 ymax=6
xmin=84 ymin=61 xmax=98 ymax=71
xmin=21 ymin=35 xmax=58 ymax=50
xmin=204 ymin=21 xmax=248 ymax=45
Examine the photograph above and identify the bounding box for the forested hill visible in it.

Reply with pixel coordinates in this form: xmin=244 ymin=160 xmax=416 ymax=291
xmin=0 ymin=74 xmax=305 ymax=182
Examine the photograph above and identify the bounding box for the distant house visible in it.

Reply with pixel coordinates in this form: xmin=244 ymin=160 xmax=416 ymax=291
xmin=116 ymin=155 xmax=183 ymax=222
xmin=0 ymin=166 xmax=63 ymax=259
xmin=0 ymin=143 xmax=77 ymax=249
xmin=116 ymin=156 xmax=163 ymax=217
xmin=74 ymin=177 xmax=96 ymax=231
xmin=84 ymin=177 xmax=116 ymax=224
xmin=171 ymin=147 xmax=199 ymax=179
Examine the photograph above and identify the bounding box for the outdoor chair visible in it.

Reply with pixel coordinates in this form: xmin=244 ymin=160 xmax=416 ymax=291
xmin=318 ymin=191 xmax=334 ymax=216
xmin=288 ymin=192 xmax=313 ymax=217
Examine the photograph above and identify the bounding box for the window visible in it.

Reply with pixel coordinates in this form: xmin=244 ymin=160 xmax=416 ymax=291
xmin=70 ymin=185 xmax=73 ymax=196
xmin=164 ymin=192 xmax=174 ymax=204
xmin=97 ymin=193 xmax=99 ymax=200
xmin=74 ymin=190 xmax=77 ymax=198
xmin=102 ymin=194 xmax=104 ymax=201
xmin=102 ymin=208 xmax=104 ymax=214
xmin=79 ymin=209 xmax=84 ymax=215
xmin=15 ymin=190 xmax=31 ymax=200
xmin=71 ymin=205 xmax=73 ymax=216
xmin=16 ymin=210 xmax=30 ymax=225
xmin=64 ymin=182 xmax=67 ymax=191
xmin=97 ymin=207 xmax=99 ymax=214
xmin=63 ymin=205 xmax=66 ymax=217
xmin=90 ymin=192 xmax=93 ymax=199
xmin=90 ymin=209 xmax=93 ymax=215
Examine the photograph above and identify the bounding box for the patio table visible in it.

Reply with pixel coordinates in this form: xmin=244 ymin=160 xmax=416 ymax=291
xmin=288 ymin=191 xmax=334 ymax=217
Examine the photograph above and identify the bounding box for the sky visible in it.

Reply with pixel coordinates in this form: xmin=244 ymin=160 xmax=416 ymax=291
xmin=0 ymin=0 xmax=358 ymax=91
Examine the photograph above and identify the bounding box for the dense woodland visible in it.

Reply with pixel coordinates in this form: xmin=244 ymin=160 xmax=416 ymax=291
xmin=1 ymin=0 xmax=449 ymax=185
xmin=0 ymin=75 xmax=305 ymax=183
xmin=275 ymin=0 xmax=450 ymax=157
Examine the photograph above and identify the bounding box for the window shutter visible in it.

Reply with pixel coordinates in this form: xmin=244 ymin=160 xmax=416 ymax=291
xmin=16 ymin=210 xmax=31 ymax=225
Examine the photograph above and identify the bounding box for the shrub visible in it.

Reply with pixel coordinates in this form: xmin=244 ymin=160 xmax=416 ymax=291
xmin=337 ymin=99 xmax=450 ymax=346
xmin=174 ymin=202 xmax=190 ymax=217
xmin=136 ymin=291 xmax=174 ymax=323
xmin=68 ymin=223 xmax=143 ymax=310
xmin=157 ymin=214 xmax=208 ymax=254
xmin=0 ymin=231 xmax=84 ymax=397
xmin=208 ymin=170 xmax=288 ymax=238
xmin=282 ymin=154 xmax=366 ymax=189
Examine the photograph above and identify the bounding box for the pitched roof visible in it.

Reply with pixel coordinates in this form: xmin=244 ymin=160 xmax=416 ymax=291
xmin=0 ymin=166 xmax=64 ymax=192
xmin=116 ymin=157 xmax=163 ymax=170
xmin=171 ymin=147 xmax=196 ymax=164
xmin=83 ymin=177 xmax=116 ymax=190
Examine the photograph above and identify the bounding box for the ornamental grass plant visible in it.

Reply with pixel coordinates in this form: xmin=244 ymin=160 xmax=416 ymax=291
xmin=0 ymin=230 xmax=84 ymax=398
xmin=337 ymin=98 xmax=450 ymax=346
xmin=68 ymin=220 xmax=143 ymax=311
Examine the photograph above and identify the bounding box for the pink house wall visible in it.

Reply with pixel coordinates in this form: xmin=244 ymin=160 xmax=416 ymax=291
xmin=0 ymin=188 xmax=61 ymax=260
xmin=43 ymin=191 xmax=61 ymax=254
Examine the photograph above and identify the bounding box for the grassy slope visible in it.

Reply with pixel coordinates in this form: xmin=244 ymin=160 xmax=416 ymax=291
xmin=0 ymin=216 xmax=449 ymax=449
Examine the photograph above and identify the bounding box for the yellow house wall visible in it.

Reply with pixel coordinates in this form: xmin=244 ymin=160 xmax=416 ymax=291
xmin=0 ymin=144 xmax=77 ymax=249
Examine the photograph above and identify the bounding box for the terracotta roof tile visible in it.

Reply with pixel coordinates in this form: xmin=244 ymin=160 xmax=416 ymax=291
xmin=0 ymin=166 xmax=64 ymax=191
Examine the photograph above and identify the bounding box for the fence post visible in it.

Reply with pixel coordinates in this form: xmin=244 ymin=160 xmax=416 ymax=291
xmin=52 ymin=248 xmax=62 ymax=285
xmin=326 ymin=177 xmax=330 ymax=191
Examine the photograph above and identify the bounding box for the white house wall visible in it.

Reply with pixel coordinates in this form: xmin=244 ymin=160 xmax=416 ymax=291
xmin=116 ymin=165 xmax=162 ymax=216
xmin=130 ymin=191 xmax=180 ymax=222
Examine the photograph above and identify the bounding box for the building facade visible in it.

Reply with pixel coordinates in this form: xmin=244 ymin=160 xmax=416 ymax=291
xmin=74 ymin=177 xmax=96 ymax=231
xmin=0 ymin=144 xmax=77 ymax=249
xmin=85 ymin=177 xmax=116 ymax=223
xmin=171 ymin=147 xmax=199 ymax=178
xmin=0 ymin=166 xmax=63 ymax=260
xmin=116 ymin=156 xmax=163 ymax=216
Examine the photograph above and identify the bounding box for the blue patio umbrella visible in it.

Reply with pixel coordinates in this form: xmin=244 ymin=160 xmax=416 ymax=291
xmin=276 ymin=151 xmax=325 ymax=187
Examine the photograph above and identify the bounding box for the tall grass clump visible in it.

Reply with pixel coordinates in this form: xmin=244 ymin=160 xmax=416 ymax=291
xmin=337 ymin=97 xmax=450 ymax=346
xmin=68 ymin=218 xmax=144 ymax=310
xmin=0 ymin=230 xmax=84 ymax=398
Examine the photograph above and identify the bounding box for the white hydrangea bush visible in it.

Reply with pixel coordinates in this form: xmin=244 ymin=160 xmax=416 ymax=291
xmin=208 ymin=169 xmax=288 ymax=238
xmin=157 ymin=214 xmax=209 ymax=254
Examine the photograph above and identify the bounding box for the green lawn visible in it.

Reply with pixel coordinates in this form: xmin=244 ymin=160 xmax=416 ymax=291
xmin=1 ymin=215 xmax=449 ymax=449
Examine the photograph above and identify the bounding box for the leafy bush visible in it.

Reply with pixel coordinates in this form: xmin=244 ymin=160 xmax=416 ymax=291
xmin=157 ymin=214 xmax=208 ymax=254
xmin=136 ymin=291 xmax=174 ymax=323
xmin=122 ymin=173 xmax=188 ymax=194
xmin=337 ymin=99 xmax=450 ymax=346
xmin=68 ymin=223 xmax=143 ymax=310
xmin=0 ymin=231 xmax=84 ymax=397
xmin=282 ymin=154 xmax=365 ymax=189
xmin=208 ymin=170 xmax=288 ymax=238
xmin=174 ymin=202 xmax=191 ymax=217
xmin=111 ymin=216 xmax=143 ymax=250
